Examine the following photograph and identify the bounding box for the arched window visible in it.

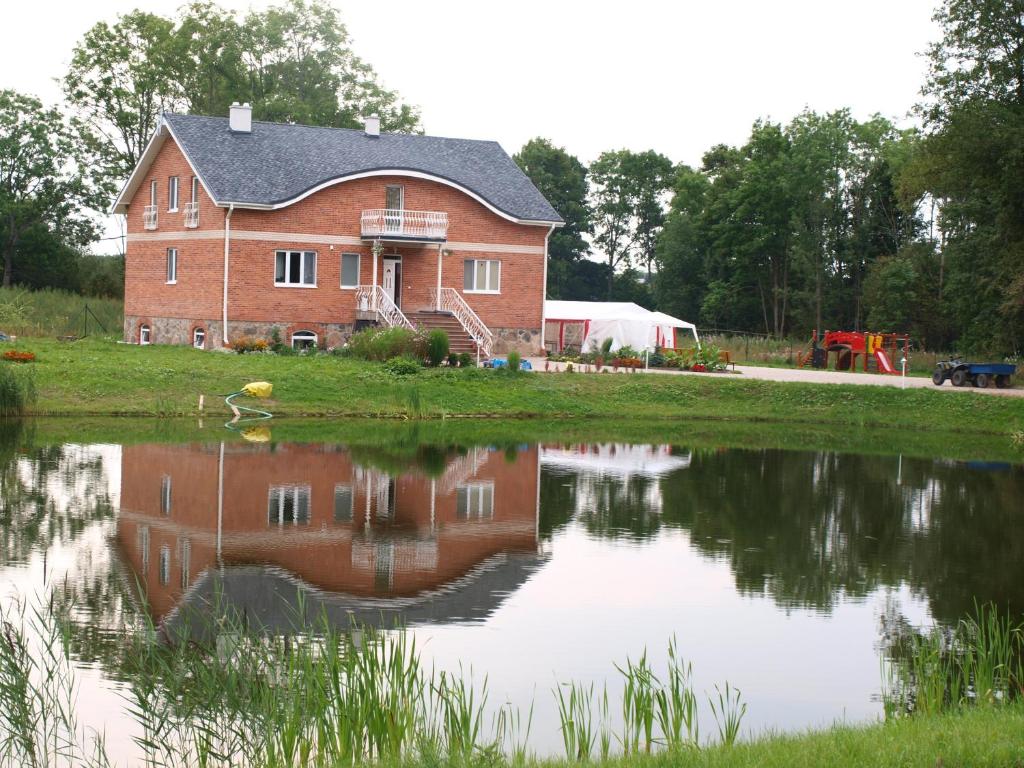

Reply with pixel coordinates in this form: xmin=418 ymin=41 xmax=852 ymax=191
xmin=291 ymin=330 xmax=317 ymax=351
xmin=193 ymin=327 xmax=206 ymax=349
xmin=139 ymin=325 xmax=151 ymax=345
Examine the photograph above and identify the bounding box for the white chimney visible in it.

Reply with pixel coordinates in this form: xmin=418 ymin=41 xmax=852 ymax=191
xmin=229 ymin=102 xmax=252 ymax=133
xmin=364 ymin=114 xmax=380 ymax=137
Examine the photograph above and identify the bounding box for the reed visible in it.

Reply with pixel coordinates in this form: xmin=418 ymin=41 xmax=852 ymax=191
xmin=708 ymin=683 xmax=747 ymax=747
xmin=882 ymin=603 xmax=1023 ymax=718
xmin=554 ymin=681 xmax=597 ymax=761
xmin=0 ymin=364 xmax=34 ymax=417
xmin=653 ymin=637 xmax=699 ymax=750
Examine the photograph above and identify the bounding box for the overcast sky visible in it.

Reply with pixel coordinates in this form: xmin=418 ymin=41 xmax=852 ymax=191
xmin=1 ymin=0 xmax=941 ymax=251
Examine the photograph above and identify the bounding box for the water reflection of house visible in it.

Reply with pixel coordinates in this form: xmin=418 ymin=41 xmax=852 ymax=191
xmin=540 ymin=444 xmax=690 ymax=516
xmin=116 ymin=443 xmax=542 ymax=630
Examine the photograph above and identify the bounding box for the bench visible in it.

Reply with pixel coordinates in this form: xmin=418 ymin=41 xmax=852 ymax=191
xmin=718 ymin=350 xmax=737 ymax=372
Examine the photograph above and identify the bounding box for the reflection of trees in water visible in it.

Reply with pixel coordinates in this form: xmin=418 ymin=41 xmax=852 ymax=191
xmin=541 ymin=448 xmax=1024 ymax=623
xmin=0 ymin=423 xmax=116 ymax=565
xmin=0 ymin=422 xmax=137 ymax=669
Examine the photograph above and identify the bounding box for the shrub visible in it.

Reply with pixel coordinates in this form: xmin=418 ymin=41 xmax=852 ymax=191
xmin=347 ymin=327 xmax=417 ymax=361
xmin=506 ymin=350 xmax=522 ymax=372
xmin=0 ymin=365 xmax=34 ymax=416
xmin=447 ymin=353 xmax=460 ymax=367
xmin=458 ymin=352 xmax=473 ymax=368
xmin=425 ymin=329 xmax=449 ymax=367
xmin=694 ymin=343 xmax=726 ymax=371
xmin=230 ymin=336 xmax=268 ymax=354
xmin=383 ymin=356 xmax=422 ymax=376
xmin=269 ymin=327 xmax=288 ymax=354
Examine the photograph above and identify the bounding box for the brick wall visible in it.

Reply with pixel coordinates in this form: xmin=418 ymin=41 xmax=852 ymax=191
xmin=124 ymin=135 xmax=550 ymax=352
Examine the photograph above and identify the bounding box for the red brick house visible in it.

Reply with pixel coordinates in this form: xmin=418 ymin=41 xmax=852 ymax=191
xmin=112 ymin=105 xmax=563 ymax=355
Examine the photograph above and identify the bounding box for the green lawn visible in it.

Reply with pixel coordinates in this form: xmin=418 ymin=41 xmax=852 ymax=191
xmin=3 ymin=339 xmax=1023 ymax=440
xmin=532 ymin=705 xmax=1024 ymax=768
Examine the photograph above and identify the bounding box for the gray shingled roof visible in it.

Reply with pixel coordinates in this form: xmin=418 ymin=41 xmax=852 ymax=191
xmin=163 ymin=114 xmax=563 ymax=223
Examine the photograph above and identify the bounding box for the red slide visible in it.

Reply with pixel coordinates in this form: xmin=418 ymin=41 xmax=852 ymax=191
xmin=875 ymin=349 xmax=896 ymax=374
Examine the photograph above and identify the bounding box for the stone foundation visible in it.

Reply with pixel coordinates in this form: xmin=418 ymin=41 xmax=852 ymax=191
xmin=491 ymin=327 xmax=542 ymax=356
xmin=124 ymin=316 xmax=354 ymax=350
xmin=125 ymin=315 xmax=540 ymax=356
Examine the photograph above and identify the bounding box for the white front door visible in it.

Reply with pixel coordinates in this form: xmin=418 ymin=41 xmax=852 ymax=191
xmin=382 ymin=257 xmax=401 ymax=307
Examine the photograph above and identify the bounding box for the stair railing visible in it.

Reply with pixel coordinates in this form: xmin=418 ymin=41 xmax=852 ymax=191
xmin=354 ymin=285 xmax=414 ymax=330
xmin=430 ymin=287 xmax=493 ymax=359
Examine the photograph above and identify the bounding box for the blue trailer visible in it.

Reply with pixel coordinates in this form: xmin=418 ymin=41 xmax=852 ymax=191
xmin=932 ymin=359 xmax=1016 ymax=389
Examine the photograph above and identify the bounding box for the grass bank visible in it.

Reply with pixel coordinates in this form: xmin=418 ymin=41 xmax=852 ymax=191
xmin=1 ymin=338 xmax=1022 ymax=437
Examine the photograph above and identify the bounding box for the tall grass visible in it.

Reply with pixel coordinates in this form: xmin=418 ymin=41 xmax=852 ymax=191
xmin=0 ymin=364 xmax=35 ymax=417
xmin=882 ymin=603 xmax=1023 ymax=718
xmin=0 ymin=600 xmax=755 ymax=767
xmin=0 ymin=287 xmax=123 ymax=339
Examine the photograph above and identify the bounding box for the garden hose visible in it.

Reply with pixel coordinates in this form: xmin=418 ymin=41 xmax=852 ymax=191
xmin=224 ymin=381 xmax=274 ymax=434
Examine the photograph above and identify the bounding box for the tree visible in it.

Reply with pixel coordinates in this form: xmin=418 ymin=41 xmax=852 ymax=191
xmin=513 ymin=138 xmax=590 ymax=299
xmin=0 ymin=91 xmax=100 ymax=288
xmin=625 ymin=150 xmax=675 ymax=278
xmin=655 ymin=165 xmax=709 ymax=323
xmin=62 ymin=1 xmax=422 ymax=186
xmin=907 ymin=0 xmax=1024 ymax=352
xmin=590 ymin=149 xmax=673 ymax=300
xmin=62 ymin=10 xmax=183 ymax=180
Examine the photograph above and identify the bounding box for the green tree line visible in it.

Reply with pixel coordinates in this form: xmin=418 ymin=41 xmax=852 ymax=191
xmin=514 ymin=0 xmax=1024 ymax=354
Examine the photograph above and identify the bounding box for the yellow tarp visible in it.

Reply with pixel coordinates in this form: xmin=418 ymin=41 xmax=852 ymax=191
xmin=241 ymin=381 xmax=273 ymax=398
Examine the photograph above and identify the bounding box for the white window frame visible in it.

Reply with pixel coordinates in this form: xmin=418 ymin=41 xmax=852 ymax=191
xmin=340 ymin=252 xmax=360 ymax=289
xmin=464 ymin=259 xmax=501 ymax=294
xmin=139 ymin=324 xmax=151 ymax=345
xmin=180 ymin=538 xmax=191 ymax=589
xmin=166 ymin=248 xmax=177 ymax=284
xmin=191 ymin=176 xmax=199 ymax=204
xmin=193 ymin=327 xmax=205 ymax=349
xmin=291 ymin=330 xmax=317 ymax=351
xmin=456 ymin=482 xmax=495 ymax=519
xmin=275 ymin=250 xmax=317 ymax=287
xmin=160 ymin=475 xmax=172 ymax=515
xmin=168 ymin=176 xmax=179 ymax=212
xmin=159 ymin=545 xmax=171 ymax=586
xmin=150 ymin=179 xmax=157 ymax=207
xmin=334 ymin=483 xmax=354 ymax=522
xmin=268 ymin=485 xmax=312 ymax=526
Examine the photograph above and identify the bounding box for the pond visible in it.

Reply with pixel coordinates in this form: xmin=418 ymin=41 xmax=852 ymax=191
xmin=1 ymin=420 xmax=1022 ymax=762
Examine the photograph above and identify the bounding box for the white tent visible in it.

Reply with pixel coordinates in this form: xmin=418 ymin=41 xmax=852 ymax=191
xmin=544 ymin=301 xmax=699 ymax=353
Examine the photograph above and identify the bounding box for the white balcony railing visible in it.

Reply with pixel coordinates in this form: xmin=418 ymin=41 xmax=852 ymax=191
xmin=354 ymin=285 xmax=413 ymax=330
xmin=183 ymin=201 xmax=199 ymax=228
xmin=360 ymin=208 xmax=448 ymax=240
xmin=431 ymin=287 xmax=493 ymax=358
xmin=143 ymin=205 xmax=158 ymax=230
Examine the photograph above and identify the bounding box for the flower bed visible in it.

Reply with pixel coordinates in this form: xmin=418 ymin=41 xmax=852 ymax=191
xmin=2 ymin=350 xmax=36 ymax=363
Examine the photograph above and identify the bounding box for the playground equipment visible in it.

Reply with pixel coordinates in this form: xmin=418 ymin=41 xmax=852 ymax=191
xmin=799 ymin=330 xmax=909 ymax=375
xmin=931 ymin=359 xmax=1016 ymax=389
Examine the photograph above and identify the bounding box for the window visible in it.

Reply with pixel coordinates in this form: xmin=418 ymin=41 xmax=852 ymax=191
xmin=160 ymin=475 xmax=172 ymax=515
xmin=340 ymin=253 xmax=360 ymax=288
xmin=180 ymin=539 xmax=191 ymax=589
xmin=291 ymin=330 xmax=317 ymax=351
xmin=150 ymin=179 xmax=157 ymax=206
xmin=166 ymin=248 xmax=177 ymax=283
xmin=385 ymin=185 xmax=404 ymax=210
xmin=138 ymin=525 xmax=150 ymax=570
xmin=275 ymin=250 xmax=316 ymax=286
xmin=139 ymin=325 xmax=151 ymax=345
xmin=456 ymin=482 xmax=494 ymax=519
xmin=463 ymin=259 xmax=500 ymax=293
xmin=191 ymin=176 xmax=199 ymax=203
xmin=168 ymin=176 xmax=179 ymax=212
xmin=334 ymin=484 xmax=354 ymax=522
xmin=193 ymin=327 xmax=205 ymax=349
xmin=159 ymin=545 xmax=171 ymax=585
xmin=268 ymin=485 xmax=311 ymax=525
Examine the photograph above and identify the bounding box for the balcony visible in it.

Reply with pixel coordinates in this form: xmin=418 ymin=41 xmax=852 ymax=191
xmin=183 ymin=201 xmax=199 ymax=228
xmin=143 ymin=205 xmax=158 ymax=231
xmin=361 ymin=208 xmax=448 ymax=242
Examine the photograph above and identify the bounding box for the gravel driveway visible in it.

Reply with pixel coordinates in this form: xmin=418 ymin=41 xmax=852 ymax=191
xmin=526 ymin=358 xmax=1024 ymax=397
